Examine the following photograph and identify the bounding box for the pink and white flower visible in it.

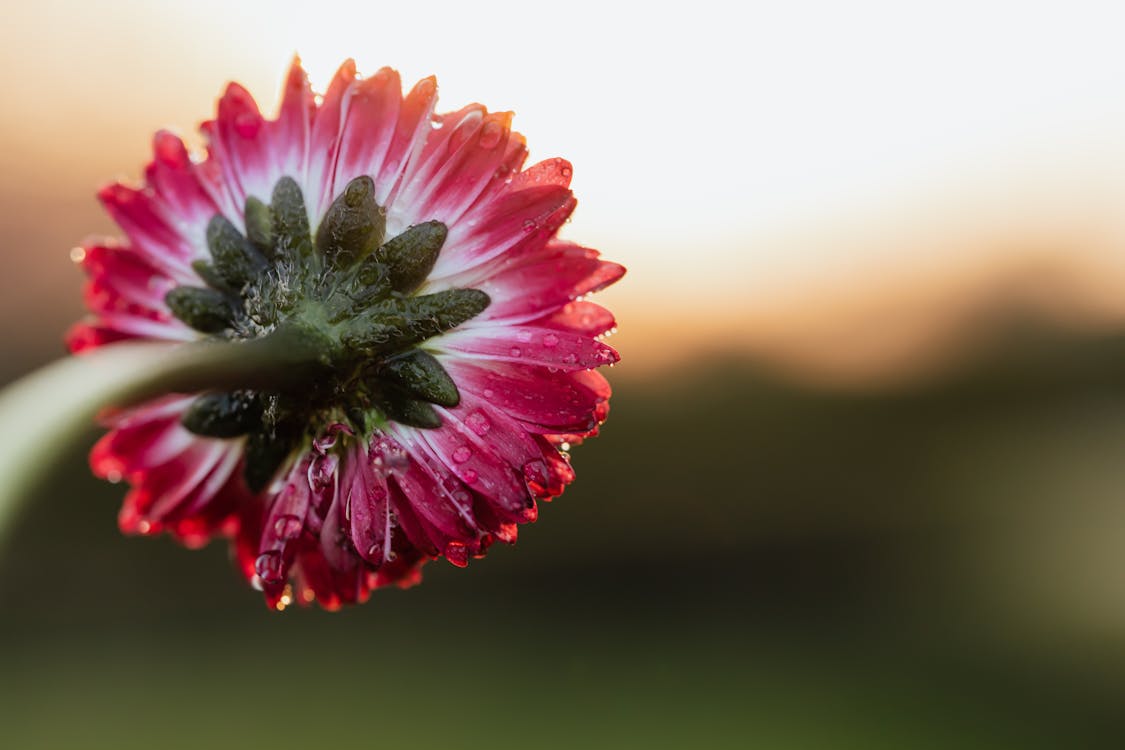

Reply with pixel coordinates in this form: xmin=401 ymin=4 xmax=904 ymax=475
xmin=69 ymin=58 xmax=623 ymax=609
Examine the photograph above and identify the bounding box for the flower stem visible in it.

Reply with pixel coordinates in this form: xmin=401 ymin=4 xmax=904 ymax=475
xmin=0 ymin=329 xmax=329 ymax=544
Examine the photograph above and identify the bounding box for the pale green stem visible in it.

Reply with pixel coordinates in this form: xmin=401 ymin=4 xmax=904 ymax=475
xmin=0 ymin=328 xmax=326 ymax=545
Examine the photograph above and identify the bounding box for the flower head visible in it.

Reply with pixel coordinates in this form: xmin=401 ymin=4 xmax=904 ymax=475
xmin=69 ymin=58 xmax=623 ymax=609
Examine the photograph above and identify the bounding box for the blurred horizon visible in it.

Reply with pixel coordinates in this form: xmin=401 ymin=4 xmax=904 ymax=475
xmin=8 ymin=1 xmax=1125 ymax=388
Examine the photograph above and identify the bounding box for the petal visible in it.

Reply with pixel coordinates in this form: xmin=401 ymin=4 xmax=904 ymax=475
xmin=331 ymin=67 xmax=403 ymax=205
xmin=306 ymin=59 xmax=357 ymax=218
xmin=97 ymin=183 xmax=198 ymax=278
xmin=436 ymin=324 xmax=619 ymax=371
xmin=443 ymin=359 xmax=607 ymax=434
xmin=270 ymin=57 xmax=314 ymax=201
xmin=144 ymin=130 xmax=222 ymax=249
xmin=474 ymin=243 xmax=625 ymax=323
xmin=392 ymin=109 xmax=516 ymax=231
xmin=414 ymin=412 xmax=534 ymax=520
xmin=429 ymin=170 xmax=576 ymax=279
xmin=343 ymin=440 xmax=393 ymax=566
xmin=535 ymin=301 xmax=617 ymax=337
xmin=381 ymin=428 xmax=483 ymax=545
xmin=208 ymin=82 xmax=272 ymax=205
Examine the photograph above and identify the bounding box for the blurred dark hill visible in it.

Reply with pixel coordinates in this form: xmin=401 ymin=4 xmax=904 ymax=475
xmin=5 ymin=320 xmax=1125 ymax=746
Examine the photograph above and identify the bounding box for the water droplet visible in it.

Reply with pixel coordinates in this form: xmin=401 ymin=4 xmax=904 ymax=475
xmin=542 ymin=333 xmax=560 ymax=348
xmin=563 ymin=353 xmax=578 ymax=365
xmin=516 ymin=329 xmax=534 ymax=343
xmin=482 ymin=388 xmax=496 ymax=399
xmin=255 ymin=551 xmax=284 ymax=583
xmin=136 ymin=519 xmax=152 ymax=534
xmin=234 ymin=112 xmax=261 ymax=139
xmin=465 ymin=411 xmax=492 ymax=436
xmin=452 ymin=446 xmax=473 ymax=463
xmin=522 ymin=460 xmax=547 ymax=486
xmin=462 ymin=469 xmax=478 ymax=484
xmin=559 ymin=442 xmax=572 ymax=452
xmin=106 ymin=469 xmax=123 ymax=484
xmin=273 ymin=514 xmax=303 ymax=540
xmin=478 ymin=120 xmax=503 ymax=149
xmin=560 ymin=165 xmax=573 ymax=179
xmin=509 ymin=346 xmax=522 ymax=357
xmin=445 ymin=542 xmax=469 ymax=567
xmin=69 ymin=247 xmax=86 ymax=263
xmin=521 ymin=219 xmax=536 ymax=233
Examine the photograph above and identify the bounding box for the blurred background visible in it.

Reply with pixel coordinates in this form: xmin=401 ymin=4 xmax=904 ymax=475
xmin=5 ymin=0 xmax=1125 ymax=747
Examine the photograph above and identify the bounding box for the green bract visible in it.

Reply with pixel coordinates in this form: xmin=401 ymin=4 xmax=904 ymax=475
xmin=164 ymin=176 xmax=490 ymax=491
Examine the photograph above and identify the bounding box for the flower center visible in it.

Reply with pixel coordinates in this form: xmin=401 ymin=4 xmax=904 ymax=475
xmin=164 ymin=175 xmax=490 ymax=491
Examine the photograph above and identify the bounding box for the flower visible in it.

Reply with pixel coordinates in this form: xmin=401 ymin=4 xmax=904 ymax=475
xmin=68 ymin=58 xmax=624 ymax=610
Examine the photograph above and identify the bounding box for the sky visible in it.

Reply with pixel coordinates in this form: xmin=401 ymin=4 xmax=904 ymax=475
xmin=5 ymin=0 xmax=1125 ymax=377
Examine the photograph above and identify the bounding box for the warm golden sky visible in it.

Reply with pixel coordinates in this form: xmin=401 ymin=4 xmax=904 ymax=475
xmin=6 ymin=1 xmax=1125 ymax=379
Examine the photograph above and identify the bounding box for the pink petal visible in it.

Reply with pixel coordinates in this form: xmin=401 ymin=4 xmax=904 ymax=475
xmin=269 ymin=57 xmax=313 ymax=196
xmin=307 ymin=59 xmax=357 ymax=218
xmin=381 ymin=429 xmax=483 ymax=546
xmin=438 ymin=325 xmax=619 ymax=371
xmin=415 ymin=411 xmax=534 ymax=520
xmin=475 ymin=244 xmax=625 ymax=323
xmin=342 ymin=441 xmax=393 ymax=566
xmin=331 ymin=67 xmax=404 ymax=206
xmin=392 ymin=109 xmax=517 ymax=231
xmin=430 ymin=181 xmax=575 ymax=279
xmin=255 ymin=459 xmax=313 ymax=585
xmin=535 ymin=301 xmax=617 ymax=337
xmin=443 ymin=359 xmax=607 ymax=433
xmin=144 ymin=130 xmax=221 ymax=247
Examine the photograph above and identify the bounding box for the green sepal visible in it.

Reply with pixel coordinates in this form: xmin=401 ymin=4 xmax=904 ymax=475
xmin=270 ymin=177 xmax=313 ymax=262
xmin=315 ymin=176 xmax=385 ymax=268
xmin=244 ymin=196 xmax=274 ymax=255
xmin=243 ymin=422 xmax=301 ymax=493
xmin=207 ymin=215 xmax=267 ymax=287
xmin=379 ymin=350 xmax=459 ymax=407
xmin=374 ymin=220 xmax=447 ymax=293
xmin=165 ymin=286 xmax=237 ymax=333
xmin=341 ymin=288 xmax=490 ymax=355
xmin=191 ymin=260 xmax=235 ymax=294
xmin=376 ymin=390 xmax=442 ymax=429
xmin=181 ymin=390 xmax=262 ymax=438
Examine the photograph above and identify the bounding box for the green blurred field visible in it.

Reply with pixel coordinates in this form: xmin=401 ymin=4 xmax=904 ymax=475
xmin=5 ymin=324 xmax=1125 ymax=747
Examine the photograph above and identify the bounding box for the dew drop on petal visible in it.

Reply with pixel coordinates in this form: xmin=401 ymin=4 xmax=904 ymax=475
xmin=255 ymin=551 xmax=284 ymax=583
xmin=273 ymin=514 xmax=303 ymax=540
xmin=479 ymin=120 xmax=503 ymax=149
xmin=462 ymin=469 xmax=478 ymax=484
xmin=464 ymin=411 xmax=492 ymax=436
xmin=234 ymin=113 xmax=261 ymax=138
xmin=445 ymin=541 xmax=469 ymax=567
xmin=542 ymin=333 xmax=559 ymax=348
xmin=509 ymin=346 xmax=522 ymax=357
xmin=522 ymin=460 xmax=547 ymax=486
xmin=69 ymin=247 xmax=86 ymax=263
xmin=452 ymin=446 xmax=473 ymax=463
